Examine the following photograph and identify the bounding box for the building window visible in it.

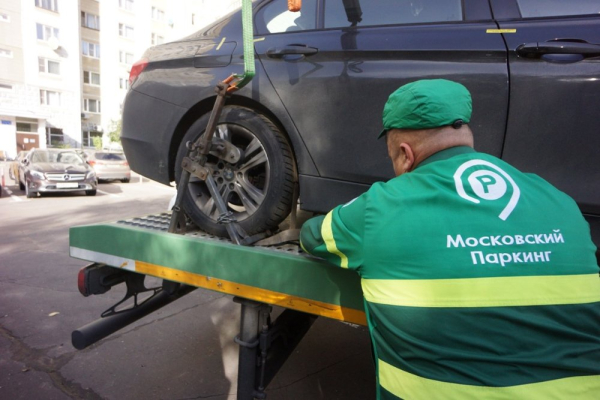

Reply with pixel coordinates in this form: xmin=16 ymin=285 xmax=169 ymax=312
xmin=36 ymin=23 xmax=59 ymax=40
xmin=82 ymin=41 xmax=100 ymax=58
xmin=119 ymin=77 xmax=129 ymax=90
xmin=35 ymin=0 xmax=59 ymax=12
xmin=119 ymin=51 xmax=134 ymax=64
xmin=38 ymin=57 xmax=60 ymax=74
xmin=0 ymin=12 xmax=10 ymax=22
xmin=151 ymin=33 xmax=164 ymax=45
xmin=119 ymin=0 xmax=134 ymax=12
xmin=81 ymin=12 xmax=100 ymax=30
xmin=118 ymin=23 xmax=134 ymax=39
xmin=152 ymin=7 xmax=165 ymax=21
xmin=0 ymin=48 xmax=13 ymax=58
xmin=84 ymin=98 xmax=101 ymax=113
xmin=40 ymin=90 xmax=61 ymax=106
xmin=82 ymin=130 xmax=102 ymax=148
xmin=83 ymin=71 xmax=101 ymax=85
xmin=17 ymin=122 xmax=38 ymax=132
xmin=46 ymin=127 xmax=64 ymax=146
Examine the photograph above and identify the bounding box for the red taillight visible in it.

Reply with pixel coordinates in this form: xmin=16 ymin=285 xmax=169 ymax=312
xmin=88 ymin=160 xmax=96 ymax=166
xmin=128 ymin=58 xmax=148 ymax=86
xmin=123 ymin=161 xmax=129 ymax=166
xmin=78 ymin=266 xmax=89 ymax=296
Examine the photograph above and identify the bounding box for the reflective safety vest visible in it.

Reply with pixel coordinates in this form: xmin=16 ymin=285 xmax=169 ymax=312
xmin=300 ymin=146 xmax=600 ymax=400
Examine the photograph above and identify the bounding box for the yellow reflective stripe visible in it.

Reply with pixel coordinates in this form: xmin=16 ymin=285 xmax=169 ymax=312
xmin=362 ymin=274 xmax=600 ymax=307
xmin=379 ymin=359 xmax=600 ymax=400
xmin=321 ymin=211 xmax=349 ymax=268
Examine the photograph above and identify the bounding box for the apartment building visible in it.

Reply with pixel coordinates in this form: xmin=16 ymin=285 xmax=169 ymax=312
xmin=0 ymin=0 xmax=239 ymax=158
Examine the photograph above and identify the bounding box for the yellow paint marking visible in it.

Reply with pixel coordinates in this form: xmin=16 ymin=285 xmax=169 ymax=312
xmin=486 ymin=29 xmax=517 ymax=33
xmin=253 ymin=37 xmax=265 ymax=42
xmin=216 ymin=37 xmax=226 ymax=50
xmin=136 ymin=261 xmax=367 ymax=325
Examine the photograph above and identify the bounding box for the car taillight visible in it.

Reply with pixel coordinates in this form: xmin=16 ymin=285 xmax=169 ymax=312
xmin=128 ymin=58 xmax=148 ymax=86
xmin=88 ymin=160 xmax=96 ymax=166
xmin=122 ymin=161 xmax=129 ymax=166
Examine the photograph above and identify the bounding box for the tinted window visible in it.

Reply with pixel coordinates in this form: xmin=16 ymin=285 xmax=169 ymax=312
xmin=32 ymin=151 xmax=84 ymax=164
xmin=256 ymin=0 xmax=317 ymax=34
xmin=95 ymin=152 xmax=126 ymax=161
xmin=516 ymin=0 xmax=600 ymax=18
xmin=324 ymin=0 xmax=463 ymax=29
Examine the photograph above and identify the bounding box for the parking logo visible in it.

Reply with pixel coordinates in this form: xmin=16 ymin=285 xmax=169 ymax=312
xmin=453 ymin=160 xmax=520 ymax=220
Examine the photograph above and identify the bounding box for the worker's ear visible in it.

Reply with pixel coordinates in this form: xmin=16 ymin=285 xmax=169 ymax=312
xmin=393 ymin=143 xmax=414 ymax=176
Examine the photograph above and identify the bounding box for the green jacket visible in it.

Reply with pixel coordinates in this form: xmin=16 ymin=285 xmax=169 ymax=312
xmin=300 ymin=146 xmax=600 ymax=400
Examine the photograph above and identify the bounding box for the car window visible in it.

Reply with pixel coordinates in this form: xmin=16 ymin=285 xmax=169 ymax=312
xmin=324 ymin=0 xmax=463 ymax=29
xmin=95 ymin=152 xmax=126 ymax=161
xmin=516 ymin=0 xmax=600 ymax=18
xmin=256 ymin=0 xmax=317 ymax=34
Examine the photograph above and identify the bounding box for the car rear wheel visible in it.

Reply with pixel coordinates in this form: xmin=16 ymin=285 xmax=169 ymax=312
xmin=175 ymin=106 xmax=297 ymax=237
xmin=86 ymin=189 xmax=97 ymax=196
xmin=122 ymin=178 xmax=130 ymax=183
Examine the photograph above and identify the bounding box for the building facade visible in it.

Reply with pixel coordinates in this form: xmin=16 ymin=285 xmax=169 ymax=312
xmin=0 ymin=0 xmax=239 ymax=158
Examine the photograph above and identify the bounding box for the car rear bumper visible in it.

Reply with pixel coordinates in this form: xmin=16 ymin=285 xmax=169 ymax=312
xmin=121 ymin=89 xmax=187 ymax=185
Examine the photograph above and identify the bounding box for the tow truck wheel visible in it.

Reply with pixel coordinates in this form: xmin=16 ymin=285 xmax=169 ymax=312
xmin=175 ymin=106 xmax=297 ymax=237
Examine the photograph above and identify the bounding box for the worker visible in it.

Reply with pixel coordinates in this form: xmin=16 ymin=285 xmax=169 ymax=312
xmin=300 ymin=79 xmax=600 ymax=399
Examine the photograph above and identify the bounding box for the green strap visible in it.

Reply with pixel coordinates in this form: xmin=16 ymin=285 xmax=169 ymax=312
xmin=233 ymin=0 xmax=255 ymax=89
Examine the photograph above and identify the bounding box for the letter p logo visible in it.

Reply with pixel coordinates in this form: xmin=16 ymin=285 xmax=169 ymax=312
xmin=454 ymin=160 xmax=520 ymax=220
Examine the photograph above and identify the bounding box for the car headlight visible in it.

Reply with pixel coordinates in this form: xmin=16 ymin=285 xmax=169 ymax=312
xmin=30 ymin=170 xmax=45 ymax=180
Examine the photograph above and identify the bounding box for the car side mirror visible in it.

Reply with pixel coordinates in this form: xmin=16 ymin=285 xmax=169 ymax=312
xmin=288 ymin=0 xmax=301 ymax=12
xmin=21 ymin=159 xmax=28 ymax=165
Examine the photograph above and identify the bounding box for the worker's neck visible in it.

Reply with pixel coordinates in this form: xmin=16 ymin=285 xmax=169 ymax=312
xmin=412 ymin=130 xmax=473 ymax=170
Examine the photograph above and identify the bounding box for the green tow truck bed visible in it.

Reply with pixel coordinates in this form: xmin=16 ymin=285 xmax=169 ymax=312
xmin=70 ymin=214 xmax=367 ymax=399
xmin=70 ymin=213 xmax=365 ymax=325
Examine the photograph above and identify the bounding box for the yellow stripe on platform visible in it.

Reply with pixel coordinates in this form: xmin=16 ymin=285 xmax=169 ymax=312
xmin=136 ymin=261 xmax=366 ymax=325
xmin=322 ymin=211 xmax=349 ymax=268
xmin=379 ymin=359 xmax=600 ymax=400
xmin=362 ymin=274 xmax=600 ymax=308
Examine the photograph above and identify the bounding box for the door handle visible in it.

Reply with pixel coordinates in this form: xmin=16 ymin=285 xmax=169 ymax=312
xmin=517 ymin=39 xmax=600 ymax=58
xmin=265 ymin=45 xmax=318 ymax=58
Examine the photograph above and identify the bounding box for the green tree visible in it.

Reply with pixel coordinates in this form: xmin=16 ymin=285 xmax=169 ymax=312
xmin=92 ymin=136 xmax=103 ymax=150
xmin=108 ymin=119 xmax=122 ymax=144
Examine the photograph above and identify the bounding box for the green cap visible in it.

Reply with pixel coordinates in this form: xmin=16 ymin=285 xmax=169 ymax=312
xmin=379 ymin=79 xmax=472 ymax=139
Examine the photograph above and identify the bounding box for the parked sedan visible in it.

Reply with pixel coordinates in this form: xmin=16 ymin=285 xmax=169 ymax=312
xmin=121 ymin=0 xmax=600 ymax=251
xmin=87 ymin=151 xmax=131 ymax=183
xmin=19 ymin=149 xmax=97 ymax=198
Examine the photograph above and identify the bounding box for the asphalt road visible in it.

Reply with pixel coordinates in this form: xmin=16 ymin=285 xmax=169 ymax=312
xmin=0 ymin=164 xmax=375 ymax=400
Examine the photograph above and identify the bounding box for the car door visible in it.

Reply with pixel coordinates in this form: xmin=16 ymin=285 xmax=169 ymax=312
xmin=254 ymin=0 xmax=509 ymax=184
xmin=489 ymin=0 xmax=600 ymax=216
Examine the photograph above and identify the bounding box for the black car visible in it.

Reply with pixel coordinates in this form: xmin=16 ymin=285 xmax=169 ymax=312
xmin=121 ymin=0 xmax=600 ymax=250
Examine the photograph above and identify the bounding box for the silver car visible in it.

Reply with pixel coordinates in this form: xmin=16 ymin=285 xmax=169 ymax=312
xmin=19 ymin=149 xmax=98 ymax=198
xmin=87 ymin=151 xmax=131 ymax=183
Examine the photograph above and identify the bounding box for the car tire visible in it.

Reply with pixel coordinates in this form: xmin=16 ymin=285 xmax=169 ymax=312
xmin=175 ymin=106 xmax=297 ymax=237
xmin=122 ymin=178 xmax=130 ymax=183
xmin=19 ymin=179 xmax=25 ymax=191
xmin=25 ymin=180 xmax=34 ymax=198
xmin=86 ymin=189 xmax=97 ymax=196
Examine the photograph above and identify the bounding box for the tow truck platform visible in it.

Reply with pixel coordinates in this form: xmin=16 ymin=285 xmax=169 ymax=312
xmin=70 ymin=213 xmax=366 ymax=399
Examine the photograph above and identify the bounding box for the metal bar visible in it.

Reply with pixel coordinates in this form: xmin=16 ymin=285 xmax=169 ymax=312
xmin=235 ymin=297 xmax=269 ymax=400
xmin=72 ymin=285 xmax=196 ymax=350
